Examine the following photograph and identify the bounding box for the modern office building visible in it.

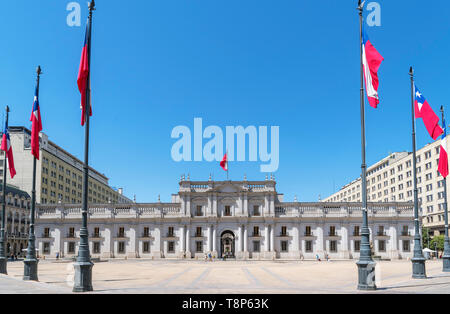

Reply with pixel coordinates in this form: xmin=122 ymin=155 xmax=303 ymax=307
xmin=1 ymin=127 xmax=132 ymax=205
xmin=35 ymin=177 xmax=415 ymax=261
xmin=323 ymin=136 xmax=450 ymax=235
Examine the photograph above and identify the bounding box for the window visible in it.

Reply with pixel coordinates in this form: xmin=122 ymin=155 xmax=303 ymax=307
xmin=143 ymin=242 xmax=150 ymax=253
xmin=143 ymin=227 xmax=150 ymax=237
xmin=281 ymin=226 xmax=287 ymax=236
xmin=196 ymin=241 xmax=203 ymax=253
xmin=68 ymin=227 xmax=75 ymax=238
xmin=118 ymin=242 xmax=125 ymax=253
xmin=43 ymin=228 xmax=50 ymax=238
xmin=305 ymin=226 xmax=312 ymax=236
xmin=224 ymin=206 xmax=231 ymax=216
xmin=402 ymin=226 xmax=409 ymax=236
xmin=43 ymin=242 xmax=50 ymax=255
xmin=281 ymin=241 xmax=288 ymax=252
xmin=253 ymin=241 xmax=260 ymax=252
xmin=168 ymin=227 xmax=174 ymax=237
xmin=378 ymin=240 xmax=386 ymax=252
xmin=354 ymin=226 xmax=360 ymax=236
xmin=253 ymin=205 xmax=260 ymax=216
xmin=253 ymin=226 xmax=260 ymax=236
xmin=93 ymin=242 xmax=100 ymax=254
xmin=305 ymin=241 xmax=313 ymax=252
xmin=403 ymin=240 xmax=410 ymax=252
xmin=118 ymin=227 xmax=125 ymax=237
xmin=168 ymin=241 xmax=175 ymax=253
xmin=329 ymin=226 xmax=336 ymax=236
xmin=93 ymin=227 xmax=100 ymax=237
xmin=196 ymin=205 xmax=203 ymax=216
xmin=68 ymin=242 xmax=75 ymax=254
xmin=196 ymin=227 xmax=202 ymax=237
xmin=378 ymin=226 xmax=385 ymax=236
xmin=330 ymin=240 xmax=337 ymax=252
xmin=354 ymin=240 xmax=361 ymax=252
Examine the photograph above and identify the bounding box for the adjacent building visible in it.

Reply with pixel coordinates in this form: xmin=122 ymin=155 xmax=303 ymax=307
xmin=2 ymin=127 xmax=132 ymax=205
xmin=36 ymin=178 xmax=415 ymax=261
xmin=1 ymin=184 xmax=31 ymax=257
xmin=323 ymin=136 xmax=450 ymax=235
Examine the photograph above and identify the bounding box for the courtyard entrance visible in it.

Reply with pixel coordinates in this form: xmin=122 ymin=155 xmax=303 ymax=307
xmin=220 ymin=230 xmax=235 ymax=258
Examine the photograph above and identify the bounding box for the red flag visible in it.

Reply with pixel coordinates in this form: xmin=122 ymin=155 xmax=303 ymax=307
xmin=30 ymin=86 xmax=42 ymax=160
xmin=415 ymin=85 xmax=444 ymax=140
xmin=220 ymin=154 xmax=228 ymax=172
xmin=1 ymin=124 xmax=16 ymax=179
xmin=438 ymin=120 xmax=449 ymax=178
xmin=77 ymin=22 xmax=92 ymax=126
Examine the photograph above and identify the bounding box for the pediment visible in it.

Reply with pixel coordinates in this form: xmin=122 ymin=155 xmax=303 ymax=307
xmin=212 ymin=183 xmax=245 ymax=193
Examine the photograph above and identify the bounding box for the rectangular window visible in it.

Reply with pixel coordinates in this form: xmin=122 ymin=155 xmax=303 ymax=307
xmin=118 ymin=241 xmax=125 ymax=253
xmin=196 ymin=241 xmax=203 ymax=253
xmin=403 ymin=240 xmax=410 ymax=252
xmin=305 ymin=226 xmax=312 ymax=236
xmin=196 ymin=227 xmax=202 ymax=237
xmin=196 ymin=205 xmax=203 ymax=216
xmin=253 ymin=226 xmax=260 ymax=236
xmin=329 ymin=226 xmax=336 ymax=236
xmin=253 ymin=205 xmax=260 ymax=216
xmin=281 ymin=241 xmax=288 ymax=252
xmin=68 ymin=242 xmax=75 ymax=254
xmin=354 ymin=240 xmax=361 ymax=252
xmin=330 ymin=240 xmax=337 ymax=252
xmin=168 ymin=227 xmax=174 ymax=237
xmin=354 ymin=226 xmax=360 ymax=236
xmin=93 ymin=242 xmax=100 ymax=254
xmin=168 ymin=241 xmax=175 ymax=253
xmin=378 ymin=240 xmax=386 ymax=252
xmin=43 ymin=242 xmax=50 ymax=255
xmin=253 ymin=241 xmax=260 ymax=252
xmin=281 ymin=226 xmax=287 ymax=236
xmin=118 ymin=227 xmax=125 ymax=237
xmin=143 ymin=242 xmax=150 ymax=253
xmin=143 ymin=227 xmax=150 ymax=237
xmin=224 ymin=206 xmax=231 ymax=216
xmin=306 ymin=241 xmax=313 ymax=252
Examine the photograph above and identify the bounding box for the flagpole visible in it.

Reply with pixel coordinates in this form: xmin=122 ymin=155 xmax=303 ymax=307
xmin=410 ymin=66 xmax=427 ymax=278
xmin=23 ymin=66 xmax=41 ymax=281
xmin=227 ymin=150 xmax=229 ymax=181
xmin=73 ymin=0 xmax=95 ymax=293
xmin=356 ymin=0 xmax=376 ymax=291
xmin=0 ymin=106 xmax=9 ymax=275
xmin=440 ymin=106 xmax=450 ymax=272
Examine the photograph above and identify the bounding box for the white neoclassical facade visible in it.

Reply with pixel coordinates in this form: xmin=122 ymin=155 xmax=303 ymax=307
xmin=36 ymin=178 xmax=417 ymax=260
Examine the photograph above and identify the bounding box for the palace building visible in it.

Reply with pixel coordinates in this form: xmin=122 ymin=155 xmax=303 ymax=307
xmin=36 ymin=177 xmax=416 ymax=260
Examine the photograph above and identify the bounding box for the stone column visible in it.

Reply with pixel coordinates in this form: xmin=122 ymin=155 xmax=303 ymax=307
xmin=180 ymin=225 xmax=185 ymax=253
xmin=186 ymin=195 xmax=191 ymax=217
xmin=340 ymin=225 xmax=350 ymax=259
xmin=213 ymin=194 xmax=218 ymax=216
xmin=270 ymin=225 xmax=275 ymax=252
xmin=243 ymin=226 xmax=248 ymax=252
xmin=186 ymin=227 xmax=190 ymax=254
xmin=264 ymin=195 xmax=269 ymax=217
xmin=237 ymin=225 xmax=242 ymax=252
xmin=244 ymin=194 xmax=248 ymax=217
xmin=270 ymin=195 xmax=275 ymax=217
xmin=212 ymin=226 xmax=216 ymax=252
xmin=265 ymin=225 xmax=270 ymax=251
xmin=207 ymin=225 xmax=211 ymax=251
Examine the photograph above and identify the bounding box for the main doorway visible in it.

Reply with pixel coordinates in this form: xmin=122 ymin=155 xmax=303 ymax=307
xmin=220 ymin=231 xmax=235 ymax=258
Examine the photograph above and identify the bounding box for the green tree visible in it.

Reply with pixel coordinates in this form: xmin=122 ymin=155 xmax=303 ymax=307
xmin=422 ymin=227 xmax=432 ymax=249
xmin=430 ymin=235 xmax=445 ymax=252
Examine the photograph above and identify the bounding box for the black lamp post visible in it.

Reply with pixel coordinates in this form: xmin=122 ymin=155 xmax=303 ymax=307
xmin=440 ymin=107 xmax=450 ymax=271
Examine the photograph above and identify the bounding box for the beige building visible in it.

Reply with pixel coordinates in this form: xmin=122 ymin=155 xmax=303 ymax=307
xmin=323 ymin=136 xmax=450 ymax=235
xmin=1 ymin=127 xmax=132 ymax=205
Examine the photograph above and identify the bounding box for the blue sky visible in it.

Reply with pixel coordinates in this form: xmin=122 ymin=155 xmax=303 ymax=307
xmin=0 ymin=1 xmax=449 ymax=202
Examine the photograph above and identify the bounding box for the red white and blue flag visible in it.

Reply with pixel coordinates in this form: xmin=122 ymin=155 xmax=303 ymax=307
xmin=438 ymin=119 xmax=448 ymax=178
xmin=77 ymin=22 xmax=92 ymax=126
xmin=220 ymin=153 xmax=228 ymax=172
xmin=362 ymin=27 xmax=384 ymax=108
xmin=1 ymin=121 xmax=16 ymax=179
xmin=30 ymin=85 xmax=42 ymax=160
xmin=414 ymin=85 xmax=444 ymax=140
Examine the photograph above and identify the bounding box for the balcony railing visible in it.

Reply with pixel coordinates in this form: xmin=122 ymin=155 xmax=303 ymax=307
xmin=401 ymin=231 xmax=411 ymax=236
xmin=377 ymin=231 xmax=387 ymax=236
xmin=328 ymin=232 xmax=338 ymax=237
xmin=304 ymin=232 xmax=313 ymax=236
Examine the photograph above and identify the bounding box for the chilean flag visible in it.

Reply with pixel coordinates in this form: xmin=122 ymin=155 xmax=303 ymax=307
xmin=438 ymin=119 xmax=448 ymax=178
xmin=30 ymin=85 xmax=42 ymax=160
xmin=362 ymin=27 xmax=384 ymax=108
xmin=220 ymin=153 xmax=228 ymax=172
xmin=415 ymin=85 xmax=444 ymax=140
xmin=1 ymin=122 xmax=16 ymax=179
xmin=77 ymin=22 xmax=92 ymax=126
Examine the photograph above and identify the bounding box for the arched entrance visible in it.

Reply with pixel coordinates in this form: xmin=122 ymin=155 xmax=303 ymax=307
xmin=220 ymin=231 xmax=235 ymax=258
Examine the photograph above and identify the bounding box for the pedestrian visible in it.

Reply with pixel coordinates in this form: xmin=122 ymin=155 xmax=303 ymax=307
xmin=56 ymin=252 xmax=60 ymax=260
xmin=208 ymin=252 xmax=212 ymax=262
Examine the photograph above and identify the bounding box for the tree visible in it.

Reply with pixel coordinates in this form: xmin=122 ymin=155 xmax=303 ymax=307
xmin=430 ymin=235 xmax=445 ymax=252
xmin=422 ymin=227 xmax=432 ymax=249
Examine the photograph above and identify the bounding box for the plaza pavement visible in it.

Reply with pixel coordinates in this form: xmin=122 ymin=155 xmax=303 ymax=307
xmin=1 ymin=259 xmax=450 ymax=294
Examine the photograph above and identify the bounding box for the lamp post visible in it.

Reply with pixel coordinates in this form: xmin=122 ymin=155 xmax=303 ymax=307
xmin=0 ymin=106 xmax=10 ymax=275
xmin=410 ymin=67 xmax=427 ymax=278
xmin=73 ymin=0 xmax=95 ymax=293
xmin=23 ymin=66 xmax=42 ymax=281
xmin=356 ymin=0 xmax=377 ymax=290
xmin=440 ymin=106 xmax=450 ymax=271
